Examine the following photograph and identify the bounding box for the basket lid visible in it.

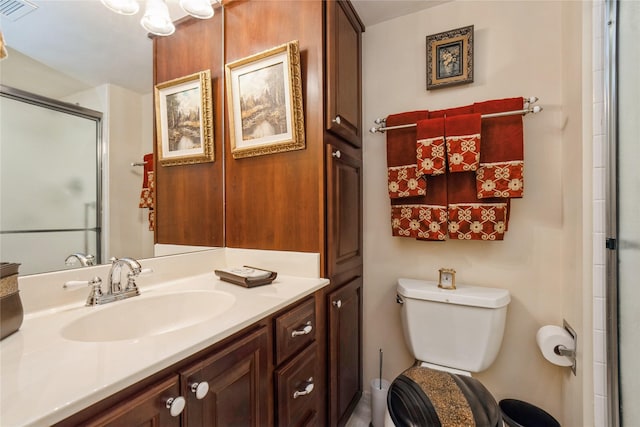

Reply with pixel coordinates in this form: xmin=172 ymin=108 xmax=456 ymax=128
xmin=0 ymin=263 xmax=20 ymax=279
xmin=397 ymin=277 xmax=510 ymax=308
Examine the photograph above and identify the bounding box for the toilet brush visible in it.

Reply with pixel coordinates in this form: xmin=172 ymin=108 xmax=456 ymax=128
xmin=379 ymin=348 xmax=383 ymax=389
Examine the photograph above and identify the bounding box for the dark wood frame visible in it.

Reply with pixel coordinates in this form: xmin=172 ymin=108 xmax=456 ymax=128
xmin=426 ymin=25 xmax=474 ymax=90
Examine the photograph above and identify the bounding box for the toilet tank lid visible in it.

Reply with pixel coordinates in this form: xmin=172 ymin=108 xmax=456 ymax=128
xmin=397 ymin=278 xmax=511 ymax=308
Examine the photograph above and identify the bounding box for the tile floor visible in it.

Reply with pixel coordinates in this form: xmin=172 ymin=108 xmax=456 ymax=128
xmin=345 ymin=392 xmax=372 ymax=427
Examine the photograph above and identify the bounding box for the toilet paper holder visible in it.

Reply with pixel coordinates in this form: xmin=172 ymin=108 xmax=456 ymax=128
xmin=559 ymin=319 xmax=577 ymax=375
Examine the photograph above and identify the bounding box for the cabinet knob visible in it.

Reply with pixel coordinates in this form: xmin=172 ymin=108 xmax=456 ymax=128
xmin=332 ymin=299 xmax=342 ymax=309
xmin=332 ymin=150 xmax=341 ymax=159
xmin=190 ymin=381 xmax=210 ymax=400
xmin=291 ymin=321 xmax=313 ymax=338
xmin=165 ymin=396 xmax=186 ymax=417
xmin=293 ymin=377 xmax=314 ymax=399
xmin=332 ymin=115 xmax=342 ymax=125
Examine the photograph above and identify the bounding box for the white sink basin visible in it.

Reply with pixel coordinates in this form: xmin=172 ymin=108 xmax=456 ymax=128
xmin=61 ymin=290 xmax=236 ymax=342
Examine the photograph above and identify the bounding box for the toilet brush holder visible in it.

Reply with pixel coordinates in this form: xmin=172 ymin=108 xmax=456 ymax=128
xmin=370 ymin=378 xmax=390 ymax=427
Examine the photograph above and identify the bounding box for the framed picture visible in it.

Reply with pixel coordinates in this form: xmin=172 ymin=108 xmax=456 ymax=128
xmin=225 ymin=40 xmax=305 ymax=159
xmin=426 ymin=25 xmax=474 ymax=90
xmin=155 ymin=70 xmax=214 ymax=166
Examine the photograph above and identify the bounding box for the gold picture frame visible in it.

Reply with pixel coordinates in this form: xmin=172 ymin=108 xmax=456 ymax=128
xmin=155 ymin=70 xmax=214 ymax=166
xmin=426 ymin=25 xmax=474 ymax=90
xmin=225 ymin=40 xmax=305 ymax=159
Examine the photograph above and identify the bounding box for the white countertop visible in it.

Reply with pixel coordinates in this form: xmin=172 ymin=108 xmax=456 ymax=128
xmin=0 ymin=271 xmax=329 ymax=426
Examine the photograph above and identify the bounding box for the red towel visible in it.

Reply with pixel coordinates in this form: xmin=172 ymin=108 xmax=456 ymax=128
xmin=139 ymin=153 xmax=155 ymax=231
xmin=473 ymin=97 xmax=524 ymax=198
xmin=416 ymin=118 xmax=446 ymax=176
xmin=429 ymin=104 xmax=473 ymax=118
xmin=445 ymin=113 xmax=481 ymax=173
xmin=387 ymin=111 xmax=447 ymax=240
xmin=386 ymin=111 xmax=429 ymax=199
xmin=446 ymin=172 xmax=509 ymax=241
xmin=139 ymin=153 xmax=154 ymax=208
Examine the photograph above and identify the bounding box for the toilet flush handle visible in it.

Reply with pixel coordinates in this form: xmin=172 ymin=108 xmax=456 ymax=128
xmin=396 ymin=294 xmax=404 ymax=305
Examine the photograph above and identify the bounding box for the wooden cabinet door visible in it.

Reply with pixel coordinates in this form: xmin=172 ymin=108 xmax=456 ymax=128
xmin=182 ymin=327 xmax=269 ymax=427
xmin=325 ymin=0 xmax=365 ymax=148
xmin=326 ymin=144 xmax=363 ymax=278
xmin=275 ymin=343 xmax=319 ymax=427
xmin=84 ymin=375 xmax=182 ymax=427
xmin=327 ymin=276 xmax=363 ymax=427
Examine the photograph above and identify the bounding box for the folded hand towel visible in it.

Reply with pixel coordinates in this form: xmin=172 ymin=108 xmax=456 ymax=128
xmin=416 ymin=118 xmax=446 ymax=177
xmin=446 ymin=171 xmax=508 ymax=241
xmin=445 ymin=113 xmax=481 ymax=173
xmin=391 ymin=173 xmax=448 ymax=241
xmin=473 ymin=97 xmax=524 ymax=198
xmin=386 ymin=111 xmax=429 ymax=199
xmin=429 ymin=104 xmax=473 ymax=118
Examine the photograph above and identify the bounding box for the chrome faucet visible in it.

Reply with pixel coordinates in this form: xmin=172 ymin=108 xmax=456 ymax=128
xmin=107 ymin=257 xmax=142 ymax=295
xmin=65 ymin=253 xmax=95 ymax=267
xmin=63 ymin=257 xmax=147 ymax=306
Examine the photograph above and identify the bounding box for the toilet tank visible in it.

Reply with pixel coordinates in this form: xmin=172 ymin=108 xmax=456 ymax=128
xmin=397 ymin=278 xmax=510 ymax=373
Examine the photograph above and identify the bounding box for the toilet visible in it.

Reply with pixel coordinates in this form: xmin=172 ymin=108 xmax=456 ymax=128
xmin=387 ymin=277 xmax=511 ymax=427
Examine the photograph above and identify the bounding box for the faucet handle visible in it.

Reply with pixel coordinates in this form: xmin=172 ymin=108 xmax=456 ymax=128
xmin=63 ymin=276 xmax=102 ymax=290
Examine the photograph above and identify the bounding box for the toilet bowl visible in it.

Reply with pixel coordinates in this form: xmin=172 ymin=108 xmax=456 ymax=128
xmin=388 ymin=278 xmax=511 ymax=427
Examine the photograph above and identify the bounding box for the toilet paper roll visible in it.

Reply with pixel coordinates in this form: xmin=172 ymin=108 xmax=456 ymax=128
xmin=536 ymin=325 xmax=574 ymax=367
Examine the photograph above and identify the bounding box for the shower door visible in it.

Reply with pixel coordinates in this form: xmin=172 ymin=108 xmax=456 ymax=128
xmin=608 ymin=1 xmax=640 ymax=425
xmin=0 ymin=86 xmax=102 ymax=275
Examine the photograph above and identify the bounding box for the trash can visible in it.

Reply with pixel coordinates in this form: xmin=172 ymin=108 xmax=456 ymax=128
xmin=499 ymin=399 xmax=560 ymax=427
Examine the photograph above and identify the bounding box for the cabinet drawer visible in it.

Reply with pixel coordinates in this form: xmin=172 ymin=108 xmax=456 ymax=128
xmin=275 ymin=343 xmax=319 ymax=427
xmin=274 ymin=297 xmax=316 ymax=365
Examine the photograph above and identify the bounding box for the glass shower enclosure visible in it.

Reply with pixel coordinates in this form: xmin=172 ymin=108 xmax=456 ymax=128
xmin=606 ymin=1 xmax=640 ymax=425
xmin=0 ymin=86 xmax=102 ymax=275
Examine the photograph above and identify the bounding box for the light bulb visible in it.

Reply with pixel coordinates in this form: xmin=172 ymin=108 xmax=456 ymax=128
xmin=180 ymin=0 xmax=214 ymax=19
xmin=101 ymin=0 xmax=140 ymax=15
xmin=141 ymin=0 xmax=175 ymax=36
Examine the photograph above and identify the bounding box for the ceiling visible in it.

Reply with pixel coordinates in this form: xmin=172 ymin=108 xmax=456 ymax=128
xmin=0 ymin=0 xmax=444 ymax=95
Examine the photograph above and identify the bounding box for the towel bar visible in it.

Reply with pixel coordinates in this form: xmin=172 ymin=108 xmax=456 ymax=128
xmin=370 ymin=97 xmax=542 ymax=134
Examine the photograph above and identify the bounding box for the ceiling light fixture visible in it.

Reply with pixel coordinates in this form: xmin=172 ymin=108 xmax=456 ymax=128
xmin=100 ymin=0 xmax=140 ymax=15
xmin=101 ymin=0 xmax=217 ymax=37
xmin=179 ymin=0 xmax=214 ymax=19
xmin=140 ymin=0 xmax=175 ymax=36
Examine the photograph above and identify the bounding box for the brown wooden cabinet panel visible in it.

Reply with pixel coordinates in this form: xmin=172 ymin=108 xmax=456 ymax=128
xmin=274 ymin=297 xmax=316 ymax=366
xmin=83 ymin=375 xmax=182 ymax=427
xmin=325 ymin=0 xmax=364 ymax=148
xmin=181 ymin=327 xmax=269 ymax=427
xmin=326 ymin=144 xmax=363 ymax=278
xmin=274 ymin=343 xmax=319 ymax=427
xmin=327 ymin=275 xmax=363 ymax=427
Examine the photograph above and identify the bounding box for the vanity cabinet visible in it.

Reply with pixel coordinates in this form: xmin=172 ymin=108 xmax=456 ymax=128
xmin=181 ymin=327 xmax=269 ymax=426
xmin=273 ymin=297 xmax=321 ymax=427
xmin=55 ymin=295 xmax=320 ymax=427
xmin=81 ymin=375 xmax=182 ymax=427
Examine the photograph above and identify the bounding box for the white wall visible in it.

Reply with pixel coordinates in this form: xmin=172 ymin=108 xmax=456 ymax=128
xmin=362 ymin=1 xmax=587 ymax=424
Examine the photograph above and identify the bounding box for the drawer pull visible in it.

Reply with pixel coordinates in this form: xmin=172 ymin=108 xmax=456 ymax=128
xmin=291 ymin=321 xmax=313 ymax=338
xmin=190 ymin=381 xmax=210 ymax=400
xmin=165 ymin=396 xmax=186 ymax=417
xmin=293 ymin=377 xmax=314 ymax=399
xmin=332 ymin=299 xmax=342 ymax=309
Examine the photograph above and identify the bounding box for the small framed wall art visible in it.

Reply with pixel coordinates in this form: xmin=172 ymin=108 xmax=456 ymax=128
xmin=225 ymin=40 xmax=305 ymax=159
xmin=426 ymin=25 xmax=474 ymax=90
xmin=155 ymin=70 xmax=214 ymax=166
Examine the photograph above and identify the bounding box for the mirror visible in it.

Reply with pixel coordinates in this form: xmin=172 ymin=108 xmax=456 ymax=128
xmin=0 ymin=1 xmax=224 ymax=275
